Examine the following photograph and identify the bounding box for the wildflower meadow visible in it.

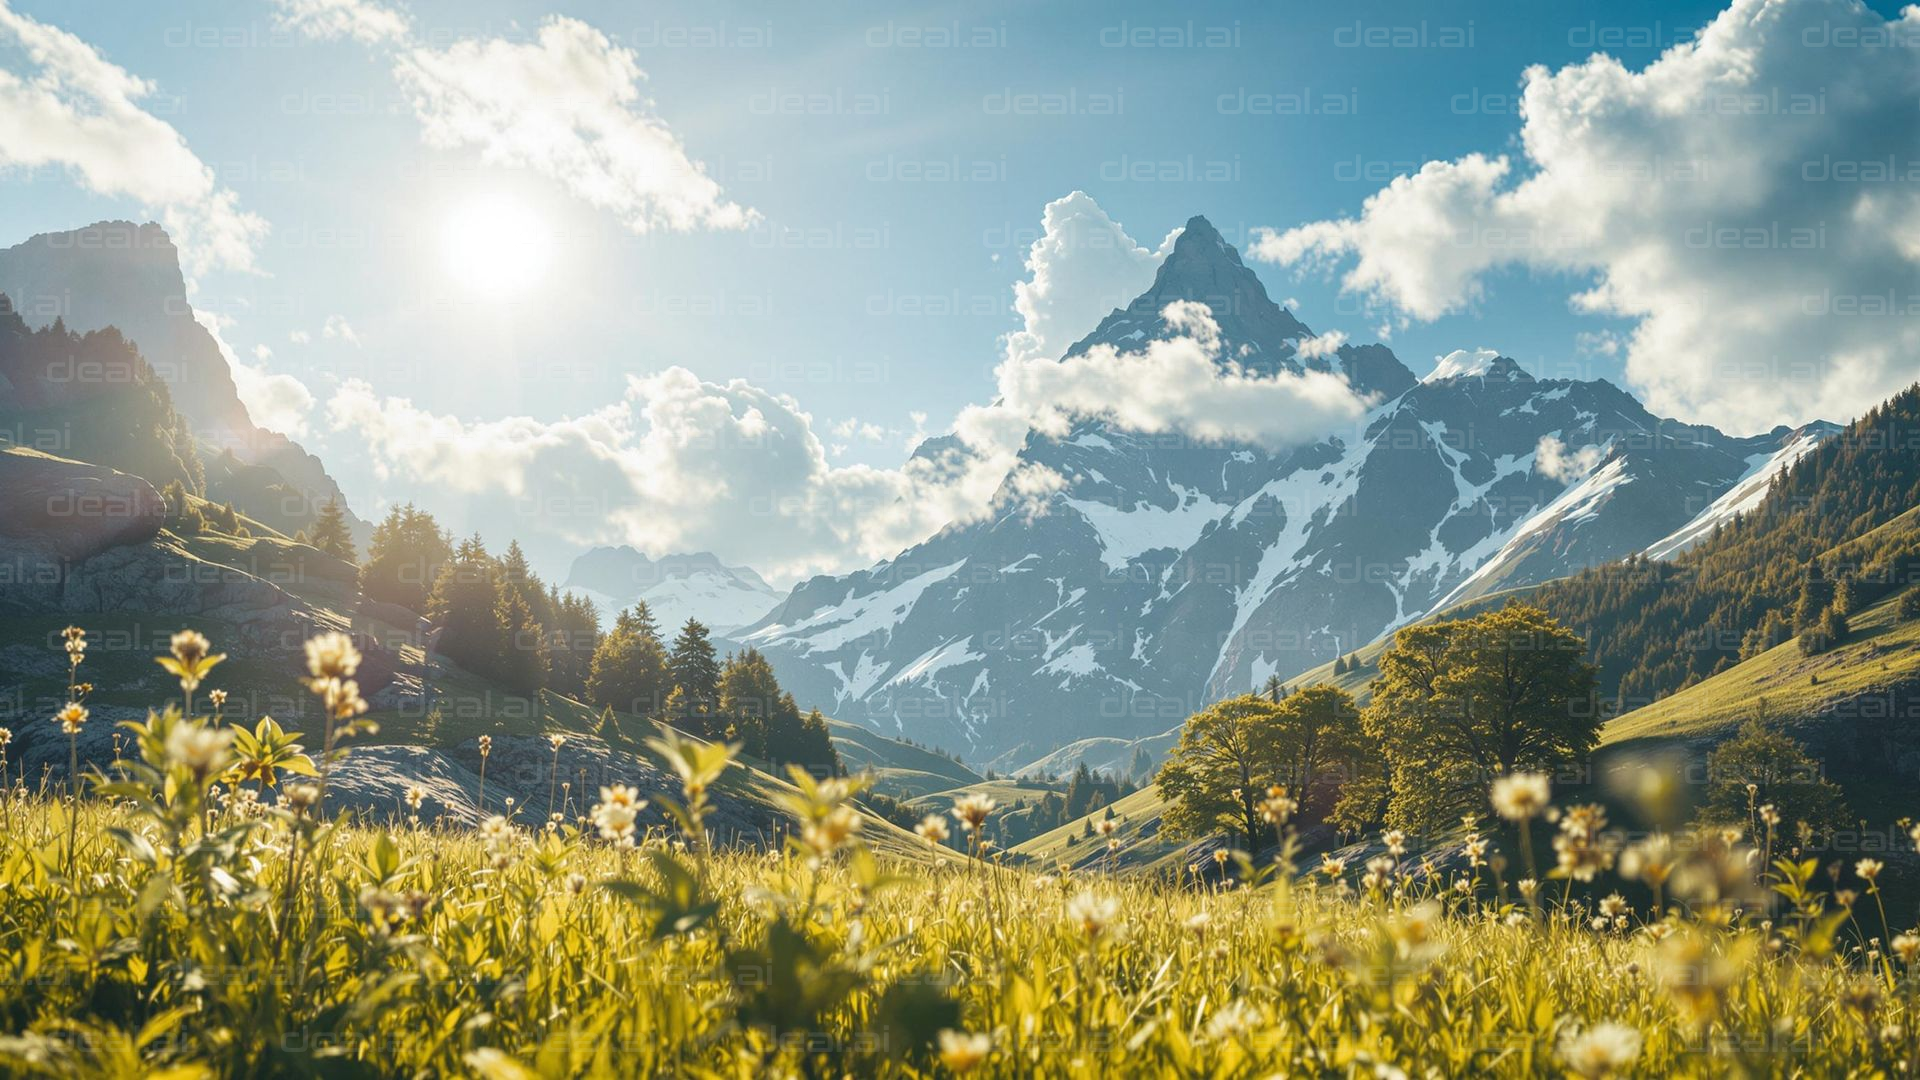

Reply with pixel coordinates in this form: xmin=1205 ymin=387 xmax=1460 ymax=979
xmin=0 ymin=628 xmax=1913 ymax=1078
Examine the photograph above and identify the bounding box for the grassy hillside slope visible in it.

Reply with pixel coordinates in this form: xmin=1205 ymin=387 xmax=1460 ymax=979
xmin=827 ymin=719 xmax=982 ymax=798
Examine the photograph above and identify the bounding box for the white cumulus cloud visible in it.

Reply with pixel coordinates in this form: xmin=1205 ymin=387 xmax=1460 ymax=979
xmin=322 ymin=314 xmax=361 ymax=346
xmin=1251 ymin=0 xmax=1920 ymax=432
xmin=1535 ymin=434 xmax=1606 ymax=482
xmin=271 ymin=0 xmax=410 ymax=44
xmin=0 ymin=2 xmax=266 ymax=276
xmin=325 ymin=194 xmax=1373 ymax=578
xmin=1293 ymin=329 xmax=1348 ymax=360
xmin=1003 ymin=191 xmax=1180 ymax=365
xmin=326 ymin=370 xmax=1015 ymax=581
xmin=977 ymin=301 xmax=1372 ymax=452
xmin=390 ymin=17 xmax=755 ymax=235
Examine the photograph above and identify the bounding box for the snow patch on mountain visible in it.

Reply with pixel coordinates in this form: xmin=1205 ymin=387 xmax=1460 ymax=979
xmin=744 ymin=559 xmax=965 ymax=655
xmin=1065 ymin=484 xmax=1229 ymax=571
xmin=1430 ymin=453 xmax=1632 ymax=611
xmin=1424 ymin=348 xmax=1501 ymax=383
xmin=562 ymin=547 xmax=783 ymax=634
xmin=1643 ymin=426 xmax=1832 ymax=560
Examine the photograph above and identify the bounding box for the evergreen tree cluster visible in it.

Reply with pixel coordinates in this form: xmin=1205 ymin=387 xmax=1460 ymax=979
xmin=361 ymin=504 xmax=455 ymax=615
xmin=0 ymin=301 xmax=203 ymax=495
xmin=383 ymin=520 xmax=601 ymax=700
xmin=584 ymin=605 xmax=838 ymax=775
xmin=1526 ymin=384 xmax=1920 ymax=709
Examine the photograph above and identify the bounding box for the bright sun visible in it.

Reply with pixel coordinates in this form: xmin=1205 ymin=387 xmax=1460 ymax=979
xmin=440 ymin=192 xmax=553 ymax=297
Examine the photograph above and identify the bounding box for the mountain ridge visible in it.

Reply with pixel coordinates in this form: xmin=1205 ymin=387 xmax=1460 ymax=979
xmin=563 ymin=544 xmax=783 ymax=635
xmin=741 ymin=214 xmax=1833 ymax=762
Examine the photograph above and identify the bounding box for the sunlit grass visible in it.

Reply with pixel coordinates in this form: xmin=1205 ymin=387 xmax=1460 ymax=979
xmin=2 ymin=626 xmax=1915 ymax=1077
xmin=1 ymin=788 xmax=1914 ymax=1077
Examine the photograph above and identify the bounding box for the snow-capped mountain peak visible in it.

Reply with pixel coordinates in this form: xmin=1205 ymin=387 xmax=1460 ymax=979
xmin=740 ymin=217 xmax=1829 ymax=764
xmin=563 ymin=546 xmax=784 ymax=635
xmin=1424 ymin=348 xmax=1530 ymax=384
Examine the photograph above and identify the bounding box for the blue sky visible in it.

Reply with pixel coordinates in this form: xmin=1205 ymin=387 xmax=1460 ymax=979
xmin=3 ymin=0 xmax=1916 ymax=579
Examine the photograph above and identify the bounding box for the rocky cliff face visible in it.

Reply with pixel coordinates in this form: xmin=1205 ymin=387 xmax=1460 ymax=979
xmin=0 ymin=221 xmax=367 ymax=544
xmin=0 ymin=222 xmax=250 ymax=440
xmin=0 ymin=448 xmax=165 ymax=566
xmin=738 ymin=217 xmax=1825 ymax=763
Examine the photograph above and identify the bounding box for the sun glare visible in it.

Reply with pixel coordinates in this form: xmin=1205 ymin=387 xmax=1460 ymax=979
xmin=439 ymin=192 xmax=553 ymax=297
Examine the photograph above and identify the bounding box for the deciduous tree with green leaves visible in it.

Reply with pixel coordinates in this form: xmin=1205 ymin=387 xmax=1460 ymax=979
xmin=1156 ymin=695 xmax=1287 ymax=849
xmin=1697 ymin=719 xmax=1849 ymax=833
xmin=1365 ymin=604 xmax=1600 ymax=832
xmin=1270 ymin=683 xmax=1364 ymax=794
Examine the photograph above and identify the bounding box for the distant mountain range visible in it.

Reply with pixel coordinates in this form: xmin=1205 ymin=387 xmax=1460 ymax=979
xmin=0 ymin=215 xmax=1841 ymax=770
xmin=563 ymin=546 xmax=784 ymax=635
xmin=736 ymin=216 xmax=1835 ymax=763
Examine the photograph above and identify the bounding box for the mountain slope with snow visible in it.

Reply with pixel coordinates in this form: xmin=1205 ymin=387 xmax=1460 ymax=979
xmin=1641 ymin=424 xmax=1838 ymax=560
xmin=740 ymin=216 xmax=1828 ymax=762
xmin=563 ymin=547 xmax=783 ymax=634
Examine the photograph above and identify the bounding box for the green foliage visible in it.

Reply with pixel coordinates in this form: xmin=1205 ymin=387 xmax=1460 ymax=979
xmin=1697 ymin=719 xmax=1849 ymax=833
xmin=1270 ymin=683 xmax=1365 ymax=793
xmin=0 ymin=304 xmax=201 ymax=494
xmin=308 ymin=495 xmax=356 ymax=562
xmin=360 ymin=503 xmax=453 ymax=614
xmin=1798 ymin=604 xmax=1850 ymax=656
xmin=586 ymin=603 xmax=670 ymax=716
xmin=667 ymin=620 xmax=722 ymax=735
xmin=543 ymin=587 xmax=601 ymax=701
xmin=1364 ymin=604 xmax=1599 ymax=832
xmin=494 ymin=582 xmax=549 ymax=697
xmin=430 ymin=534 xmax=507 ymax=675
xmin=1901 ymin=588 xmax=1920 ymax=621
xmin=1794 ymin=562 xmax=1836 ymax=632
xmin=1157 ymin=696 xmax=1283 ymax=847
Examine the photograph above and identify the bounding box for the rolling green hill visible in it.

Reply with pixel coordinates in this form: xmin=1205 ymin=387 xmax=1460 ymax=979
xmin=826 ymin=719 xmax=982 ymax=798
xmin=1009 ymin=785 xmax=1183 ymax=872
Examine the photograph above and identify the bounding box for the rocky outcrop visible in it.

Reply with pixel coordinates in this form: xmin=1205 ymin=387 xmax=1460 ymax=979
xmin=0 ymin=449 xmax=164 ymax=565
xmin=0 ymin=222 xmax=249 ymax=439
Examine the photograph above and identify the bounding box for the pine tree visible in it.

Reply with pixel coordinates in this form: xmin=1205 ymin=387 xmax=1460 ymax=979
xmin=1899 ymin=589 xmax=1920 ymax=621
xmin=1262 ymin=674 xmax=1286 ymax=703
xmin=585 ymin=604 xmax=669 ymax=716
xmin=1129 ymin=745 xmax=1155 ymax=783
xmin=495 ymin=583 xmax=549 ymax=696
xmin=429 ymin=535 xmax=505 ymax=674
xmin=794 ymin=706 xmax=839 ymax=776
xmin=361 ymin=504 xmax=453 ymax=614
xmin=546 ymin=588 xmax=601 ymax=699
xmin=498 ymin=541 xmax=553 ymax=629
xmin=1065 ymin=763 xmax=1096 ymax=819
xmin=668 ymin=620 xmax=722 ymax=735
xmin=1800 ymin=604 xmax=1849 ymax=656
xmin=1833 ymin=571 xmax=1862 ymax=615
xmin=308 ymin=496 xmax=357 ymax=562
xmin=1793 ymin=563 xmax=1835 ymax=632
xmin=718 ymin=648 xmax=783 ymax=757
